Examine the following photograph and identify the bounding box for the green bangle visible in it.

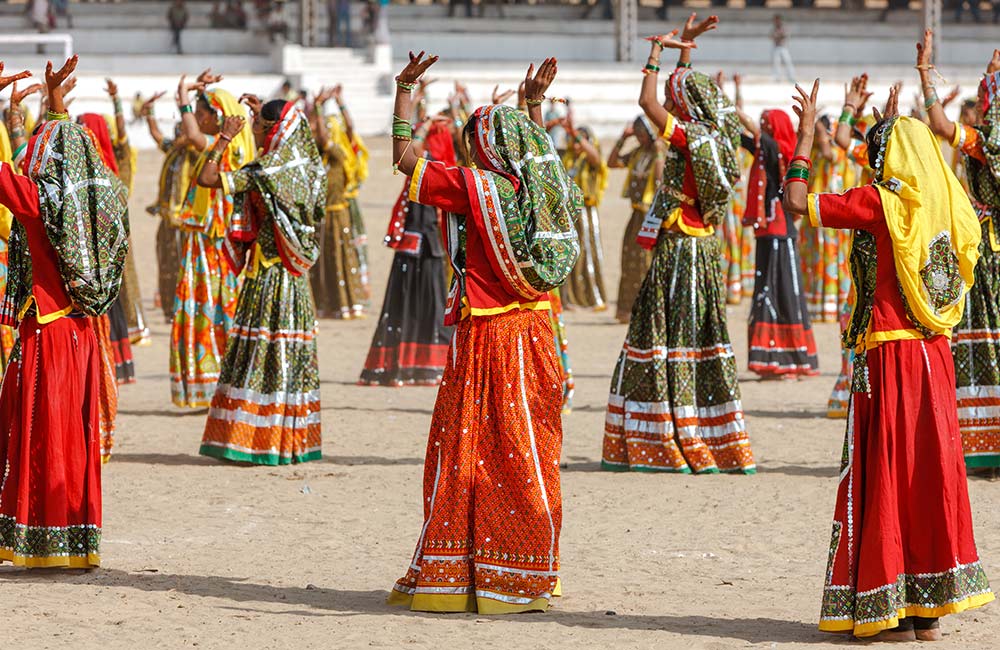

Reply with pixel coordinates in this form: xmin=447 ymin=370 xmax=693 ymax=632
xmin=395 ymin=79 xmax=416 ymax=93
xmin=12 ymin=142 xmax=26 ymax=161
xmin=113 ymin=97 xmax=122 ymax=114
xmin=784 ymin=167 xmax=810 ymax=181
xmin=46 ymin=110 xmax=69 ymax=122
xmin=838 ymin=109 xmax=854 ymax=125
xmin=644 ymin=63 xmax=660 ymax=73
xmin=676 ymin=61 xmax=692 ymax=69
xmin=205 ymin=149 xmax=222 ymax=165
xmin=179 ymin=104 xmax=193 ymax=114
xmin=392 ymin=115 xmax=412 ymax=139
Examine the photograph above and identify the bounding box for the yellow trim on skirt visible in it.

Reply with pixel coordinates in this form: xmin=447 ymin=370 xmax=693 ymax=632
xmin=819 ymin=591 xmax=995 ymax=637
xmin=0 ymin=547 xmax=100 ymax=569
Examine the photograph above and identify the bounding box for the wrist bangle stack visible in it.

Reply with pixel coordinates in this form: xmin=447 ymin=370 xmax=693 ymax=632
xmin=395 ymin=79 xmax=416 ymax=93
xmin=46 ymin=110 xmax=69 ymax=122
xmin=179 ymin=104 xmax=193 ymax=114
xmin=790 ymin=155 xmax=813 ymax=170
xmin=392 ymin=114 xmax=412 ymax=140
xmin=784 ymin=165 xmax=810 ymax=184
xmin=676 ymin=61 xmax=692 ymax=69
xmin=525 ymin=97 xmax=544 ymax=106
xmin=838 ymin=108 xmax=857 ymax=126
xmin=205 ymin=149 xmax=222 ymax=165
xmin=924 ymin=88 xmax=940 ymax=110
xmin=113 ymin=97 xmax=122 ymax=115
xmin=644 ymin=63 xmax=660 ymax=75
xmin=10 ymin=126 xmax=25 ymax=140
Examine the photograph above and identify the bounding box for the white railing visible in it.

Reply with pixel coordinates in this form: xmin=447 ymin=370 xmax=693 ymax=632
xmin=0 ymin=34 xmax=73 ymax=62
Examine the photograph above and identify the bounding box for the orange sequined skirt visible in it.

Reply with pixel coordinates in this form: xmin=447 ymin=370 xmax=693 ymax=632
xmin=389 ymin=309 xmax=564 ymax=614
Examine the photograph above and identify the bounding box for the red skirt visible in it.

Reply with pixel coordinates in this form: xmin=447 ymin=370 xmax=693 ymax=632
xmin=0 ymin=315 xmax=102 ymax=568
xmin=819 ymin=337 xmax=993 ymax=636
xmin=388 ymin=309 xmax=564 ymax=614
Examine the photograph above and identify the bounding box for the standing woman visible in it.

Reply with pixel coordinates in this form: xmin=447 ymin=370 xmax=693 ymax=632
xmin=786 ymin=82 xmax=993 ymax=641
xmin=196 ymin=97 xmax=324 ymax=465
xmin=170 ymin=74 xmax=255 ymax=408
xmin=387 ymin=53 xmax=582 ymax=614
xmin=607 ymin=116 xmax=662 ymax=323
xmin=359 ymin=118 xmax=454 ymax=387
xmin=561 ymin=117 xmax=609 ymax=310
xmin=602 ymin=17 xmax=755 ymax=475
xmin=738 ymin=105 xmax=819 ymax=378
xmin=918 ymin=34 xmax=1000 ymax=473
xmin=0 ymin=57 xmax=129 ymax=568
xmin=332 ymin=89 xmax=372 ymax=303
xmin=309 ymin=87 xmax=365 ymax=319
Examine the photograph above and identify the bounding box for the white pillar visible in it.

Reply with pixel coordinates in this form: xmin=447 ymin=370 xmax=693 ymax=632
xmin=615 ymin=0 xmax=638 ymax=63
xmin=923 ymin=0 xmax=941 ymax=63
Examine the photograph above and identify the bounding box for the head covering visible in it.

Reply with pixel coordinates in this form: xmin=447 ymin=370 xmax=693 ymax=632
xmin=963 ymin=86 xmax=1000 ymax=250
xmin=462 ymin=104 xmax=583 ymax=300
xmin=870 ymin=116 xmax=981 ymax=337
xmin=1 ymin=120 xmax=129 ymax=325
xmin=744 ymin=109 xmax=796 ymax=229
xmin=562 ymin=125 xmax=608 ymax=207
xmin=645 ymin=69 xmax=741 ymax=229
xmin=225 ymin=103 xmax=324 ymax=277
xmin=325 ymin=114 xmax=369 ymax=193
xmin=77 ymin=112 xmax=119 ymax=175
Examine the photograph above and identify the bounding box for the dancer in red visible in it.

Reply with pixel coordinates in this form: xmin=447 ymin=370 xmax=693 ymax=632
xmin=785 ymin=81 xmax=993 ymax=640
xmin=0 ymin=56 xmax=129 ymax=568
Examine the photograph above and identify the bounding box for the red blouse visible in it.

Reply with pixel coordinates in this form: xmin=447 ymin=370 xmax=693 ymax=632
xmin=808 ymin=185 xmax=922 ymax=346
xmin=0 ymin=162 xmax=74 ymax=323
xmin=662 ymin=115 xmax=712 ymax=236
xmin=409 ymin=158 xmax=550 ymax=319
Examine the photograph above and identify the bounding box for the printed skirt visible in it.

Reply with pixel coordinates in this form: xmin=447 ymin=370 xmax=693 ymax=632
xmin=310 ymin=204 xmax=365 ymax=319
xmin=799 ymin=221 xmax=851 ymax=323
xmin=562 ymin=205 xmax=607 ymax=310
xmin=615 ymin=208 xmax=654 ymax=323
xmin=819 ymin=337 xmax=993 ymax=637
xmin=0 ymin=315 xmax=102 ymax=568
xmin=952 ymin=219 xmax=1000 ymax=469
xmin=348 ymin=198 xmax=371 ymax=304
xmin=108 ymin=300 xmax=135 ymax=384
xmin=548 ymin=289 xmax=574 ymax=412
xmin=719 ymin=203 xmax=754 ymax=304
xmin=388 ymin=309 xmax=563 ymax=614
xmin=748 ymin=237 xmax=819 ymax=378
xmin=360 ymin=202 xmax=452 ymax=386
xmin=120 ymin=242 xmax=150 ymax=345
xmin=93 ymin=315 xmax=119 ymax=462
xmin=200 ymin=262 xmax=321 ymax=465
xmin=602 ymin=232 xmax=755 ymax=474
xmin=170 ymin=231 xmax=239 ymax=408
xmin=155 ymin=219 xmax=182 ymax=322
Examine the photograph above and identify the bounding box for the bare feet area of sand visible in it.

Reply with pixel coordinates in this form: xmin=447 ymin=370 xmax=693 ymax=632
xmin=2 ymin=144 xmax=997 ymax=650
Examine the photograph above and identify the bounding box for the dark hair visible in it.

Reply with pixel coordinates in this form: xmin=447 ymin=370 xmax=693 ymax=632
xmin=262 ymin=99 xmax=287 ymax=122
xmin=962 ymin=99 xmax=978 ymax=111
xmin=818 ymin=114 xmax=832 ymax=131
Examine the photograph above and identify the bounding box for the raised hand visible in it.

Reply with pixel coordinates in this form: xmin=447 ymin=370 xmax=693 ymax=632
xmin=141 ymin=91 xmax=167 ymax=117
xmin=239 ymin=93 xmax=263 ymax=119
xmin=988 ymin=48 xmax=1000 ymax=75
xmin=680 ymin=12 xmax=719 ymax=43
xmin=176 ymin=74 xmax=206 ymax=106
xmin=220 ymin=114 xmax=245 ymax=140
xmin=792 ymin=79 xmax=820 ymax=136
xmin=10 ymin=81 xmax=44 ymax=109
xmin=645 ymin=29 xmax=696 ymax=51
xmin=941 ymin=84 xmax=961 ymax=107
xmin=916 ymin=28 xmax=933 ymax=69
xmin=197 ymin=68 xmax=224 ymax=86
xmin=45 ymin=55 xmax=78 ymax=113
xmin=104 ymin=77 xmax=119 ymax=98
xmin=0 ymin=62 xmax=32 ymax=94
xmin=492 ymin=84 xmax=515 ymax=105
xmin=844 ymin=74 xmax=872 ymax=117
xmin=524 ymin=57 xmax=558 ymax=102
xmin=396 ymin=51 xmax=438 ymax=86
xmin=331 ymin=84 xmax=344 ymax=104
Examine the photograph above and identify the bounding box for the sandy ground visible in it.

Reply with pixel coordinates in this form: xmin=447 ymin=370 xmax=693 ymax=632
xmin=1 ymin=141 xmax=998 ymax=650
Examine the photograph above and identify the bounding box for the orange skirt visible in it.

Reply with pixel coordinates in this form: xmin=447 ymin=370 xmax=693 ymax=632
xmin=389 ymin=309 xmax=564 ymax=614
xmin=92 ymin=315 xmax=119 ymax=462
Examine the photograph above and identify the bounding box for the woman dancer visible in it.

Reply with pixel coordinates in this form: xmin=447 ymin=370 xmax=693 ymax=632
xmin=602 ymin=16 xmax=754 ymax=474
xmin=387 ymin=53 xmax=581 ymax=613
xmin=562 ymin=117 xmax=608 ymax=310
xmin=739 ymin=105 xmax=819 ymax=378
xmin=171 ymin=73 xmax=254 ymax=408
xmin=0 ymin=56 xmax=129 ymax=568
xmin=196 ymin=97 xmax=323 ymax=465
xmin=360 ymin=118 xmax=454 ymax=386
xmin=918 ymin=33 xmax=1000 ymax=473
xmin=332 ymin=88 xmax=372 ymax=303
xmin=785 ymin=80 xmax=993 ymax=641
xmin=309 ymin=87 xmax=365 ymax=319
xmin=142 ymin=91 xmax=198 ymax=322
xmin=607 ymin=115 xmax=662 ymax=322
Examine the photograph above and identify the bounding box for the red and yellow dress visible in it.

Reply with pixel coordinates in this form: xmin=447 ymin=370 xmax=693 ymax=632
xmin=0 ymin=162 xmax=102 ymax=568
xmin=388 ymin=156 xmax=564 ymax=614
xmin=809 ymin=179 xmax=993 ymax=635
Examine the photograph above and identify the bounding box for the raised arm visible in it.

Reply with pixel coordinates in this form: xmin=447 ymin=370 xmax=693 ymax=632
xmin=834 ymin=74 xmax=871 ymax=150
xmin=331 ymin=84 xmax=356 ymax=143
xmin=392 ymin=51 xmax=438 ymax=178
xmin=524 ymin=58 xmax=558 ymax=129
xmin=176 ymin=75 xmax=208 ymax=151
xmin=6 ymin=80 xmax=43 ymax=154
xmin=607 ymin=123 xmax=632 ymax=169
xmin=731 ymin=72 xmax=759 ymax=137
xmin=140 ymin=91 xmax=167 ymax=147
xmin=814 ymin=119 xmax=834 ymax=162
xmin=44 ymin=56 xmax=76 ymax=116
xmin=677 ymin=13 xmax=717 ymax=68
xmin=565 ymin=113 xmax=601 ymax=168
xmin=197 ymin=115 xmax=245 ymax=188
xmin=106 ymin=78 xmax=127 ymax=143
xmin=783 ymin=80 xmax=820 ymax=217
xmin=639 ymin=30 xmax=696 ymax=133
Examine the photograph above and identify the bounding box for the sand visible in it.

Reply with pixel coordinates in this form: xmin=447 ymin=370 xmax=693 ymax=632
xmin=1 ymin=142 xmax=998 ymax=650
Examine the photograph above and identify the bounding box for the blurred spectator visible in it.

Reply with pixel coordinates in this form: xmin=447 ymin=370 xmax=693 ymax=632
xmin=328 ymin=0 xmax=352 ymax=46
xmin=30 ymin=0 xmax=50 ymax=32
xmin=278 ymin=79 xmax=297 ymax=102
xmin=771 ymin=13 xmax=795 ymax=83
xmin=544 ymin=99 xmax=568 ymax=156
xmin=51 ymin=0 xmax=72 ymax=28
xmin=953 ymin=0 xmax=983 ymax=23
xmin=582 ymin=0 xmax=612 ymax=20
xmin=168 ymin=0 xmax=189 ymax=54
xmin=212 ymin=1 xmax=248 ymax=29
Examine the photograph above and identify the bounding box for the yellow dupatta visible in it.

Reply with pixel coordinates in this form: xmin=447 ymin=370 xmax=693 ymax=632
xmin=874 ymin=116 xmax=981 ymax=336
xmin=0 ymin=122 xmax=12 ymax=240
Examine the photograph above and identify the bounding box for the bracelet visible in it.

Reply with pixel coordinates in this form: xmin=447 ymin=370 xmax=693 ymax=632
xmin=644 ymin=63 xmax=660 ymax=73
xmin=790 ymin=155 xmax=812 ymax=170
xmin=392 ymin=114 xmax=412 ymax=139
xmin=784 ymin=166 xmax=810 ymax=181
xmin=676 ymin=61 xmax=692 ymax=69
xmin=179 ymin=104 xmax=193 ymax=114
xmin=525 ymin=97 xmax=544 ymax=106
xmin=46 ymin=110 xmax=69 ymax=122
xmin=395 ymin=78 xmax=416 ymax=93
xmin=220 ymin=133 xmax=233 ymax=142
xmin=337 ymin=103 xmax=347 ymax=113
xmin=392 ymin=138 xmax=414 ymax=176
xmin=204 ymin=149 xmax=223 ymax=165
xmin=783 ymin=177 xmax=809 ymax=188
xmin=12 ymin=142 xmax=27 ymax=161
xmin=113 ymin=97 xmax=122 ymax=115
xmin=652 ymin=39 xmax=666 ymax=49
xmin=923 ymin=88 xmax=940 ymax=111
xmin=9 ymin=127 xmax=25 ymax=140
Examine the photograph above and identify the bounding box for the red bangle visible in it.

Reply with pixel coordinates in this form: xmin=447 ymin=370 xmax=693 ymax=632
xmin=790 ymin=155 xmax=813 ymax=170
xmin=783 ymin=177 xmax=809 ymax=188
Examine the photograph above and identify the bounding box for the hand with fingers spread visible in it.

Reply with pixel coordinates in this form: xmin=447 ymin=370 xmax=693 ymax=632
xmin=11 ymin=81 xmax=44 ymax=110
xmin=916 ymin=29 xmax=934 ymax=70
xmin=492 ymin=85 xmax=515 ymax=106
xmin=176 ymin=74 xmax=206 ymax=107
xmin=524 ymin=58 xmax=558 ymax=104
xmin=0 ymin=62 xmax=32 ymax=94
xmin=941 ymin=84 xmax=961 ymax=108
xmin=396 ymin=50 xmax=439 ymax=87
xmin=220 ymin=114 xmax=245 ymax=141
xmin=105 ymin=78 xmax=119 ymax=98
xmin=45 ymin=55 xmax=78 ymax=115
xmin=240 ymin=93 xmax=263 ymax=119
xmin=141 ymin=91 xmax=167 ymax=117
xmin=792 ymin=79 xmax=820 ymax=139
xmin=646 ymin=29 xmax=696 ymax=52
xmin=988 ymin=48 xmax=1000 ymax=75
xmin=680 ymin=12 xmax=719 ymax=43
xmin=874 ymin=83 xmax=900 ymax=122
xmin=782 ymin=79 xmax=821 ymax=218
xmin=197 ymin=68 xmax=224 ymax=86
